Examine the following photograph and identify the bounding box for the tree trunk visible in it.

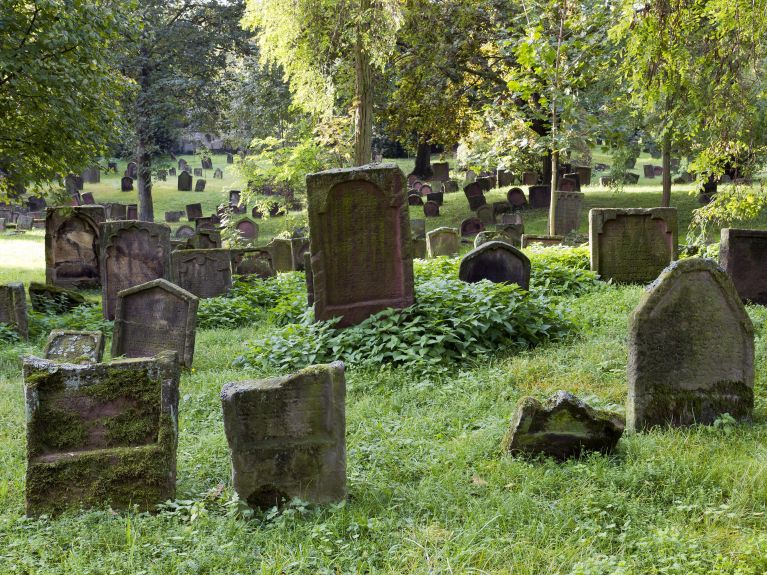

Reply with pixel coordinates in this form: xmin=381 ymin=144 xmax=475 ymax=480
xmin=412 ymin=139 xmax=433 ymax=179
xmin=661 ymin=133 xmax=672 ymax=207
xmin=542 ymin=150 xmax=552 ymax=187
xmin=548 ymin=149 xmax=559 ymax=236
xmin=136 ymin=41 xmax=154 ymax=222
xmin=353 ymin=0 xmax=373 ymax=166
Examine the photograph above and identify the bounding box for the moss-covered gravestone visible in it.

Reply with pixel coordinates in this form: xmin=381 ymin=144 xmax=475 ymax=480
xmin=306 ymin=164 xmax=414 ymax=327
xmin=589 ymin=208 xmax=677 ymax=283
xmin=99 ymin=221 xmax=171 ymax=320
xmin=171 ymin=249 xmax=232 ymax=299
xmin=426 ymin=227 xmax=460 ymax=258
xmin=44 ymin=330 xmax=104 ymax=363
xmin=29 ymin=282 xmax=86 ymax=313
xmin=521 ymin=234 xmax=563 ymax=248
xmin=112 ymin=279 xmax=198 ymax=368
xmin=719 ymin=228 xmax=767 ymax=304
xmin=267 ymin=238 xmax=294 ymax=272
xmin=23 ymin=351 xmax=180 ymax=515
xmin=220 ymin=362 xmax=346 ymax=510
xmin=45 ymin=206 xmax=107 ymax=289
xmin=0 ymin=282 xmax=28 ymax=339
xmin=459 ymin=241 xmax=531 ymax=288
xmin=628 ymin=258 xmax=754 ymax=431
xmin=185 ymin=229 xmax=221 ymax=250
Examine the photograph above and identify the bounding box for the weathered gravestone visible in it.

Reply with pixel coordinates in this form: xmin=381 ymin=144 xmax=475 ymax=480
xmin=290 ymin=237 xmax=311 ymax=271
xmin=410 ymin=219 xmax=426 ymax=240
xmin=426 ymin=191 xmax=443 ymax=205
xmin=507 ymin=187 xmax=527 ymax=209
xmin=408 ymin=194 xmax=423 ymax=206
xmin=442 ymin=180 xmax=459 ymax=194
xmin=719 ymin=228 xmax=767 ymax=304
xmin=109 ymin=203 xmax=127 ymax=220
xmin=213 ymin=168 xmax=223 ymax=179
xmin=178 ymin=159 xmax=188 ymax=171
xmin=460 ymin=217 xmax=485 ymax=237
xmin=235 ymin=218 xmax=259 ymax=240
xmin=220 ymin=361 xmax=346 ymax=509
xmin=627 ymin=258 xmax=754 ymax=431
xmin=528 ymin=185 xmax=551 ymax=209
xmin=495 ymin=223 xmax=524 ymax=247
xmin=432 ymin=162 xmax=450 ymax=181
xmin=126 ymin=204 xmax=138 ymax=220
xmin=423 ymin=200 xmax=440 ymax=217
xmin=185 ymin=229 xmax=222 ymax=250
xmin=121 ymin=177 xmax=133 ymax=192
xmin=201 ymin=156 xmax=213 ymax=170
xmin=589 ymin=208 xmax=677 ymax=283
xmin=194 ymin=179 xmax=206 ymax=192
xmin=459 ymin=241 xmax=530 ymax=288
xmin=0 ymin=282 xmax=28 ymax=339
xmin=426 ymin=227 xmax=460 ymax=258
xmin=171 ymin=249 xmax=232 ymax=299
xmin=230 ymin=248 xmax=275 ymax=278
xmin=306 ymin=164 xmax=414 ymax=327
xmin=81 ymin=192 xmax=95 ymax=205
xmin=99 ymin=221 xmax=171 ymax=320
xmin=267 ymin=238 xmax=295 ymax=272
xmin=23 ymin=351 xmax=180 ymax=515
xmin=195 ymin=216 xmax=217 ymax=231
xmin=82 ymin=167 xmax=100 ymax=184
xmin=412 ymin=238 xmax=427 ymax=259
xmin=29 ymin=282 xmax=85 ymax=312
xmin=178 ymin=172 xmax=193 ymax=192
xmin=44 ymin=330 xmax=104 ymax=363
xmin=521 ymin=234 xmax=563 ymax=248
xmin=169 ymin=168 xmax=177 ymax=177
xmin=113 ymin=279 xmax=198 ymax=368
xmin=193 ymin=168 xmax=203 ymax=177
xmin=476 ymin=205 xmax=495 ymax=226
xmin=45 ymin=206 xmax=107 ymax=289
xmin=126 ymin=161 xmax=138 ymax=179
xmin=16 ymin=214 xmax=33 ymax=231
xmin=185 ymin=203 xmax=203 ymax=221
xmin=164 ymin=211 xmax=182 ymax=223
xmin=643 ymin=165 xmax=655 ymax=179
xmin=551 ymin=191 xmax=583 ymax=236
xmin=175 ymin=225 xmax=195 ymax=240
xmin=498 ymin=169 xmax=515 ymax=187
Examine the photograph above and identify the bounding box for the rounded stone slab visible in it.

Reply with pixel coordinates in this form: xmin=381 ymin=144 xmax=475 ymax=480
xmin=627 ymin=258 xmax=754 ymax=432
xmin=44 ymin=330 xmax=104 ymax=364
xmin=426 ymin=227 xmax=460 ymax=258
xmin=459 ymin=241 xmax=531 ymax=288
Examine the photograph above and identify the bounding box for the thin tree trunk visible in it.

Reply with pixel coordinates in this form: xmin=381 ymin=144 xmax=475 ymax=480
xmin=136 ymin=41 xmax=154 ymax=222
xmin=548 ymin=148 xmax=559 ymax=235
xmin=353 ymin=0 xmax=373 ymax=166
xmin=413 ymin=139 xmax=433 ymax=179
xmin=661 ymin=133 xmax=671 ymax=207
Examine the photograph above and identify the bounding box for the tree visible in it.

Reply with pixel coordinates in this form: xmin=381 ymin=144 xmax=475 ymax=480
xmin=0 ymin=0 xmax=128 ymax=197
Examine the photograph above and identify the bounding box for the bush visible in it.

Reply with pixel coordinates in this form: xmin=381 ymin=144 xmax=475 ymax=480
xmin=27 ymin=303 xmax=112 ymax=341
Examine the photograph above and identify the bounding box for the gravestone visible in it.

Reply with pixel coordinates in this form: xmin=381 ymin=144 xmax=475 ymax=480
xmin=432 ymin=162 xmax=450 ymax=181
xmin=126 ymin=162 xmax=138 ymax=179
xmin=463 ymin=181 xmax=483 ymax=198
xmin=267 ymin=238 xmax=294 ymax=272
xmin=573 ymin=166 xmax=592 ymax=186
xmin=522 ymin=172 xmax=538 ymax=186
xmin=156 ymin=169 xmax=167 ymax=182
xmin=99 ymin=221 xmax=171 ymax=320
xmin=0 ymin=283 xmax=28 ymax=339
xmin=528 ymin=185 xmax=551 ymax=209
xmin=625 ymin=173 xmax=640 ymax=184
xmin=418 ymin=183 xmax=432 ymax=196
xmin=304 ymin=252 xmax=315 ymax=306
xmin=290 ymin=237 xmax=311 ymax=271
xmin=408 ymin=194 xmax=423 ymax=206
xmin=229 ymin=190 xmax=242 ymax=207
xmin=423 ymin=200 xmax=440 ymax=217
xmin=306 ymin=164 xmax=414 ymax=327
xmin=109 ymin=203 xmax=127 ymax=220
xmin=410 ymin=219 xmax=426 ymax=239
xmin=551 ymin=191 xmax=583 ymax=235
xmin=426 ymin=191 xmax=443 ymax=205
xmin=82 ymin=167 xmax=101 ymax=184
xmin=44 ymin=330 xmax=104 ymax=363
xmin=121 ymin=177 xmax=133 ymax=192
xmin=476 ymin=205 xmax=495 ymax=226
xmin=178 ymin=172 xmax=193 ymax=192
xmin=653 ymin=166 xmax=663 ymax=177
xmin=460 ymin=217 xmax=485 ymax=237
xmin=495 ymin=223 xmax=524 ymax=247
xmin=23 ymin=352 xmax=180 ymax=515
xmin=426 ymin=227 xmax=460 ymax=258
xmin=201 ymin=156 xmax=213 ymax=170
xmin=213 ymin=168 xmax=223 ymax=179
xmin=169 ymin=168 xmax=177 ymax=176
xmin=628 ymin=258 xmax=754 ymax=431
xmin=185 ymin=203 xmax=203 ymax=221
xmin=643 ymin=165 xmax=655 ymax=178
xmin=164 ymin=211 xmax=182 ymax=223
xmin=220 ymin=362 xmax=346 ymax=509
xmin=459 ymin=241 xmax=531 ymax=288
xmin=230 ymin=248 xmax=275 ymax=278
xmin=589 ymin=208 xmax=677 ymax=283
xmin=178 ymin=159 xmax=188 ymax=171
xmin=186 ymin=229 xmax=222 ymax=250
xmin=558 ymin=176 xmax=578 ymax=192
xmin=193 ymin=168 xmax=203 ymax=177
xmin=194 ymin=179 xmax=206 ymax=192
xmin=171 ymin=249 xmax=232 ymax=299
xmin=195 ymin=216 xmax=217 ymax=231
xmin=81 ymin=192 xmax=95 ymax=205
xmin=443 ymin=180 xmax=459 ymax=194
xmin=17 ymin=214 xmax=33 ymax=230
xmin=412 ymin=238 xmax=427 ymax=259
xmin=175 ymin=225 xmax=195 ymax=239
xmin=521 ymin=234 xmax=563 ymax=248
xmin=45 ymin=206 xmax=107 ymax=288
xmin=507 ymin=187 xmax=527 ymax=209
xmin=235 ymin=218 xmax=259 ymax=240
xmin=113 ymin=279 xmax=198 ymax=368
xmin=468 ymin=194 xmax=487 ymax=211
xmin=719 ymin=228 xmax=767 ymax=304
xmin=227 ymin=153 xmax=234 ymax=164
xmin=498 ymin=169 xmax=515 ymax=187
xmin=493 ymin=201 xmax=512 ymax=218
xmin=126 ymin=205 xmax=138 ymax=220
xmin=407 ymin=174 xmax=418 ymax=188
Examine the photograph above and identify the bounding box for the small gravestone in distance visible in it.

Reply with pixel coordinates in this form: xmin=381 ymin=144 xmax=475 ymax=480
xmin=628 ymin=258 xmax=754 ymax=431
xmin=432 ymin=162 xmax=450 ymax=181
xmin=186 ymin=229 xmax=222 ymax=250
xmin=193 ymin=168 xmax=203 ymax=177
xmin=410 ymin=219 xmax=426 ymax=239
xmin=653 ymin=166 xmax=663 ymax=177
xmin=194 ymin=179 xmax=206 ymax=192
xmin=171 ymin=249 xmax=232 ymax=299
xmin=169 ymin=167 xmax=177 ymax=176
xmin=220 ymin=361 xmax=346 ymax=510
xmin=121 ymin=177 xmax=133 ymax=192
xmin=528 ymin=185 xmax=551 ymax=209
xmin=178 ymin=172 xmax=193 ymax=192
xmin=442 ymin=180 xmax=459 ymax=193
xmin=112 ymin=279 xmax=198 ymax=368
xmin=522 ymin=172 xmax=538 ymax=186
xmin=460 ymin=217 xmax=485 ymax=237
xmin=419 ymin=183 xmax=433 ymax=196
xmin=179 ymin=159 xmax=188 ymax=171
xmin=175 ymin=225 xmax=195 ymax=239
xmin=44 ymin=330 xmax=104 ymax=363
xmin=230 ymin=248 xmax=275 ymax=278
xmin=476 ymin=205 xmax=495 ymax=226
xmin=643 ymin=165 xmax=655 ymax=178
xmin=426 ymin=227 xmax=460 ymax=258
xmin=459 ymin=241 xmax=530 ymax=288
xmin=0 ymin=282 xmax=28 ymax=339
xmin=227 ymin=153 xmax=234 ymax=164
xmin=498 ymin=169 xmax=515 ymax=187
xmin=719 ymin=228 xmax=767 ymax=304
xmin=16 ymin=214 xmax=33 ymax=230
xmin=551 ymin=191 xmax=583 ymax=236
xmin=235 ymin=218 xmax=258 ymax=240
xmin=201 ymin=156 xmax=213 ymax=170
xmin=423 ymin=200 xmax=440 ymax=217
xmin=23 ymin=351 xmax=180 ymax=515
xmin=126 ymin=162 xmax=138 ymax=179
xmin=213 ymin=168 xmax=223 ymax=179
xmin=185 ymin=203 xmax=203 ymax=221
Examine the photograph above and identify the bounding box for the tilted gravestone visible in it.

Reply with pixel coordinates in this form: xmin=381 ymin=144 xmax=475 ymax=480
xmin=185 ymin=203 xmax=203 ymax=221
xmin=235 ymin=218 xmax=259 ymax=240
xmin=178 ymin=172 xmax=193 ymax=192
xmin=121 ymin=177 xmax=133 ymax=192
xmin=0 ymin=282 xmax=28 ymax=339
xmin=460 ymin=217 xmax=485 ymax=237
xmin=194 ymin=179 xmax=206 ymax=192
xmin=643 ymin=165 xmax=655 ymax=178
xmin=306 ymin=164 xmax=414 ymax=327
xmin=551 ymin=191 xmax=583 ymax=236
xmin=45 ymin=206 xmax=107 ymax=289
xmin=44 ymin=330 xmax=104 ymax=363
xmin=113 ymin=279 xmax=198 ymax=368
xmin=528 ymin=185 xmax=551 ymax=209
xmin=230 ymin=248 xmax=275 ymax=278
xmin=589 ymin=208 xmax=677 ymax=283
xmin=171 ymin=249 xmax=232 ymax=299
xmin=495 ymin=223 xmax=524 ymax=247
xmin=426 ymin=227 xmax=460 ymax=258
xmin=221 ymin=361 xmax=346 ymax=510
xmin=99 ymin=221 xmax=171 ymax=320
xmin=628 ymin=258 xmax=754 ymax=431
xmin=432 ymin=162 xmax=450 ymax=181
xmin=23 ymin=351 xmax=180 ymax=515
xmin=459 ymin=241 xmax=531 ymax=288
xmin=719 ymin=228 xmax=767 ymax=304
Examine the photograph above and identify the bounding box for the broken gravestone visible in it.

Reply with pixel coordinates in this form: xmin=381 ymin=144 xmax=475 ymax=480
xmin=426 ymin=227 xmax=460 ymax=258
xmin=628 ymin=258 xmax=754 ymax=431
xmin=44 ymin=330 xmax=105 ymax=363
xmin=171 ymin=249 xmax=232 ymax=299
xmin=23 ymin=351 xmax=180 ymax=515
xmin=45 ymin=206 xmax=107 ymax=289
xmin=0 ymin=282 xmax=28 ymax=339
xmin=220 ymin=361 xmax=346 ymax=510
xmin=459 ymin=241 xmax=531 ymax=288
xmin=502 ymin=391 xmax=624 ymax=460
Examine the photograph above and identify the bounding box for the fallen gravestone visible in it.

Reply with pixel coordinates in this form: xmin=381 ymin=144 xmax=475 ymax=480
xmin=459 ymin=241 xmax=530 ymax=288
xmin=44 ymin=330 xmax=104 ymax=363
xmin=521 ymin=234 xmax=563 ymax=248
xmin=0 ymin=282 xmax=28 ymax=339
xmin=45 ymin=206 xmax=107 ymax=289
xmin=719 ymin=228 xmax=767 ymax=304
xmin=171 ymin=249 xmax=232 ymax=299
xmin=426 ymin=227 xmax=460 ymax=258
xmin=29 ymin=282 xmax=86 ymax=313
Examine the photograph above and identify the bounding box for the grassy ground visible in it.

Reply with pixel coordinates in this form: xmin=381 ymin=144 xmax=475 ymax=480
xmin=0 ymin=155 xmax=766 ymax=573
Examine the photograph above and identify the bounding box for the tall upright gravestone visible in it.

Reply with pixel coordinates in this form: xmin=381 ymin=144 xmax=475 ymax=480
xmin=0 ymin=282 xmax=28 ymax=339
xmin=45 ymin=206 xmax=107 ymax=289
xmin=628 ymin=258 xmax=754 ymax=431
xmin=178 ymin=171 xmax=192 ymax=192
xmin=99 ymin=221 xmax=171 ymax=320
xmin=306 ymin=164 xmax=414 ymax=327
xmin=719 ymin=228 xmax=767 ymax=304
xmin=551 ymin=191 xmax=583 ymax=236
xmin=589 ymin=208 xmax=677 ymax=283
xmin=171 ymin=249 xmax=232 ymax=299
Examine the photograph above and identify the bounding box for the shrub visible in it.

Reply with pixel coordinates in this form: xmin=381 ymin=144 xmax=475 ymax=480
xmin=27 ymin=303 xmax=112 ymax=342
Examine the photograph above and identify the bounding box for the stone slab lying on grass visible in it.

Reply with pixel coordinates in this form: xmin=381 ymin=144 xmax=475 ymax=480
xmin=44 ymin=330 xmax=104 ymax=363
xmin=29 ymin=282 xmax=86 ymax=313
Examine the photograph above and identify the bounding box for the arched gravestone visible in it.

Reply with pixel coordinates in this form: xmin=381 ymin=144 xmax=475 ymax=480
xmin=175 ymin=225 xmax=195 ymax=239
xmin=194 ymin=179 xmax=206 ymax=192
xmin=419 ymin=183 xmax=433 ymax=196
xmin=460 ymin=217 xmax=485 ymax=237
xmin=426 ymin=227 xmax=460 ymax=258
xmin=230 ymin=248 xmax=275 ymax=278
xmin=459 ymin=241 xmax=531 ymax=288
xmin=178 ymin=171 xmax=193 ymax=191
xmin=306 ymin=164 xmax=414 ymax=327
xmin=121 ymin=176 xmax=133 ymax=192
xmin=235 ymin=217 xmax=259 ymax=240
xmin=112 ymin=279 xmax=198 ymax=368
xmin=99 ymin=221 xmax=171 ymax=320
xmin=423 ymin=200 xmax=440 ymax=217
xmin=507 ymin=187 xmax=527 ymax=209
xmin=628 ymin=258 xmax=754 ymax=431
xmin=408 ymin=194 xmax=423 ymax=206
xmin=126 ymin=161 xmax=138 ymax=179
xmin=589 ymin=208 xmax=677 ymax=283
xmin=45 ymin=206 xmax=107 ymax=289
xmin=171 ymin=249 xmax=232 ymax=299
xmin=719 ymin=228 xmax=767 ymax=304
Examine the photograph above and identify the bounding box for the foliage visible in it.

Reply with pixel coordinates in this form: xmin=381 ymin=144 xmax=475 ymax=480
xmin=687 ymin=183 xmax=767 ymax=245
xmin=456 ymin=116 xmax=542 ymax=175
xmin=27 ymin=304 xmax=113 ymax=343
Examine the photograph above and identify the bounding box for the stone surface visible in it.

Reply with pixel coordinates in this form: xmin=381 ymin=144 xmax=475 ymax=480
xmin=507 ymin=187 xmax=527 ymax=208
xmin=175 ymin=225 xmax=195 ymax=239
xmin=410 ymin=219 xmax=426 ymax=239
xmin=426 ymin=227 xmax=460 ymax=258
xmin=528 ymin=185 xmax=551 ymax=209
xmin=121 ymin=177 xmax=133 ymax=192
xmin=589 ymin=208 xmax=677 ymax=283
xmin=459 ymin=241 xmax=530 ymax=288
xmin=23 ymin=352 xmax=179 ymax=515
xmin=235 ymin=218 xmax=259 ymax=240
xmin=185 ymin=203 xmax=203 ymax=221
xmin=432 ymin=162 xmax=450 ymax=181
xmin=44 ymin=330 xmax=104 ymax=363
xmin=412 ymin=238 xmax=426 ymax=259
xmin=459 ymin=217 xmax=485 ymax=237
xmin=521 ymin=234 xmax=563 ymax=248
xmin=113 ymin=279 xmax=198 ymax=368
xmin=45 ymin=206 xmax=107 ymax=288
xmin=290 ymin=237 xmax=311 ymax=271
xmin=423 ymin=200 xmax=440 ymax=217
xmin=220 ymin=362 xmax=346 ymax=509
xmin=230 ymin=248 xmax=275 ymax=278
xmin=551 ymin=191 xmax=583 ymax=235
xmin=99 ymin=221 xmax=171 ymax=320
xmin=267 ymin=238 xmax=294 ymax=272
xmin=29 ymin=282 xmax=86 ymax=313
xmin=0 ymin=282 xmax=28 ymax=339
xmin=194 ymin=179 xmax=206 ymax=192
xmin=476 ymin=205 xmax=495 ymax=226
xmin=171 ymin=249 xmax=232 ymax=299
xmin=719 ymin=228 xmax=767 ymax=304
xmin=185 ymin=229 xmax=222 ymax=250
xmin=306 ymin=164 xmax=414 ymax=327
xmin=178 ymin=172 xmax=192 ymax=192
xmin=495 ymin=223 xmax=524 ymax=246
xmin=502 ymin=391 xmax=624 ymax=460
xmin=16 ymin=214 xmax=33 ymax=230
xmin=628 ymin=258 xmax=754 ymax=431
